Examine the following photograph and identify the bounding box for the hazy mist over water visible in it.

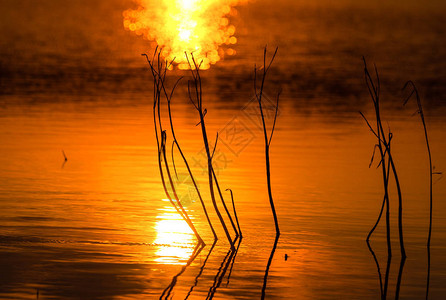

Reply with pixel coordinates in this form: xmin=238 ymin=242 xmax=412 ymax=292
xmin=1 ymin=0 xmax=445 ymax=107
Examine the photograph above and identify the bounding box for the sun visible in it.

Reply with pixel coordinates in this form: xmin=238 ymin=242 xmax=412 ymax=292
xmin=123 ymin=0 xmax=243 ymax=69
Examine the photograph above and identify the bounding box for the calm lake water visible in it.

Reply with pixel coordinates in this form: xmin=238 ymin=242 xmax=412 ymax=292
xmin=1 ymin=0 xmax=446 ymax=299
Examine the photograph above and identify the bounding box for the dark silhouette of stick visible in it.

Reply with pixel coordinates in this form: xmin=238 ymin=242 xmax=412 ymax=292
xmin=164 ymin=76 xmax=218 ymax=241
xmin=62 ymin=150 xmax=68 ymax=161
xmin=226 ymin=188 xmax=242 ymax=238
xmin=61 ymin=150 xmax=68 ymax=169
xmin=366 ymin=239 xmax=384 ymax=299
xmin=261 ymin=233 xmax=280 ymax=299
xmin=362 ymin=58 xmax=409 ymax=299
xmin=395 ymin=256 xmax=406 ymax=300
xmin=366 ymin=62 xmax=406 ymax=259
xmin=365 ymin=149 xmax=391 ymax=299
xmin=185 ymin=240 xmax=218 ymax=299
xmin=254 ymin=46 xmax=281 ymax=300
xmin=226 ymin=236 xmax=242 ymax=286
xmin=212 ymin=167 xmax=239 ymax=238
xmin=186 ymin=53 xmax=235 ymax=250
xmin=146 ymin=49 xmax=217 ymax=242
xmin=383 ymin=250 xmax=391 ymax=300
xmin=362 ymin=59 xmax=392 ymax=258
xmin=403 ymin=81 xmax=433 ymax=300
xmin=145 ymin=49 xmax=204 ymax=245
xmin=208 ymin=135 xmax=239 ymax=238
xmin=206 ymin=242 xmax=239 ymax=300
xmin=254 ymin=46 xmax=281 ymax=236
xmin=364 ymin=141 xmax=391 ymax=242
xmin=159 ymin=242 xmax=204 ymax=299
xmin=160 ymin=131 xmax=204 ymax=245
xmin=389 ymin=150 xmax=406 ymax=259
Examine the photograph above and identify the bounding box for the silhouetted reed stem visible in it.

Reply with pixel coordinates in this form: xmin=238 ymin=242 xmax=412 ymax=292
xmin=255 ymin=46 xmax=281 ymax=236
xmin=361 ymin=58 xmax=409 ymax=260
xmin=226 ymin=188 xmax=242 ymax=238
xmin=185 ymin=240 xmax=217 ymax=299
xmin=261 ymin=234 xmax=280 ymax=299
xmin=388 ymin=151 xmax=406 ymax=258
xmin=206 ymin=245 xmax=239 ymax=300
xmin=365 ymin=59 xmax=405 ymax=258
xmin=165 ymin=85 xmax=218 ymax=241
xmin=186 ymin=54 xmax=235 ymax=250
xmin=160 ymin=132 xmax=204 ymax=244
xmin=395 ymin=256 xmax=406 ymax=300
xmin=254 ymin=46 xmax=281 ymax=300
xmin=365 ymin=153 xmax=391 ymax=299
xmin=145 ymin=50 xmax=203 ymax=245
xmin=364 ymin=143 xmax=392 ymax=243
xmin=366 ymin=239 xmax=384 ymax=298
xmin=403 ymin=81 xmax=433 ymax=300
xmin=212 ymin=168 xmax=239 ymax=238
xmin=147 ymin=50 xmax=217 ymax=242
xmin=383 ymin=251 xmax=391 ymax=300
xmin=226 ymin=237 xmax=242 ymax=286
xmin=150 ymin=58 xmax=186 ymax=224
xmin=160 ymin=242 xmax=204 ymax=300
xmin=362 ymin=58 xmax=410 ymax=298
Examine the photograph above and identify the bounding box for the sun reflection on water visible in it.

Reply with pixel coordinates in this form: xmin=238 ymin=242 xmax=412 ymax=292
xmin=154 ymin=200 xmax=196 ymax=264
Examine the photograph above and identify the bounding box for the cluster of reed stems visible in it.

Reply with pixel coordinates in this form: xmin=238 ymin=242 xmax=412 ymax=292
xmin=144 ymin=48 xmax=243 ymax=250
xmin=145 ymin=46 xmax=283 ymax=298
xmin=145 ymin=49 xmax=203 ymax=246
xmin=145 ymin=47 xmax=245 ymax=298
xmin=361 ymin=58 xmax=436 ymax=300
xmin=360 ymin=58 xmax=405 ymax=300
xmin=185 ymin=52 xmax=242 ymax=249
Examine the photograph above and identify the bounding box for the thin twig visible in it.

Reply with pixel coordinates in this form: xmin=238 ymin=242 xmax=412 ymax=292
xmin=186 ymin=52 xmax=235 ymax=250
xmin=403 ymin=81 xmax=433 ymax=299
xmin=256 ymin=46 xmax=280 ymax=236
xmin=226 ymin=188 xmax=242 ymax=238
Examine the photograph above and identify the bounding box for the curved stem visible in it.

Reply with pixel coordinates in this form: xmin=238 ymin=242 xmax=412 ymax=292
xmin=212 ymin=168 xmax=239 ymax=238
xmin=227 ymin=188 xmax=243 ymax=238
xmin=256 ymin=47 xmax=280 ymax=236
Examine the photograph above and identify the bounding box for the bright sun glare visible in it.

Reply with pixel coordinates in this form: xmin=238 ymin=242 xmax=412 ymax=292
xmin=123 ymin=0 xmax=246 ymax=69
xmin=154 ymin=200 xmax=195 ymax=264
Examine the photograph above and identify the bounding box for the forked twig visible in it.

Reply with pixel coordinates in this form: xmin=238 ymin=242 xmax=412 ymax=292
xmin=255 ymin=46 xmax=281 ymax=236
xmin=146 ymin=49 xmax=204 ymax=245
xmin=186 ymin=52 xmax=236 ymax=250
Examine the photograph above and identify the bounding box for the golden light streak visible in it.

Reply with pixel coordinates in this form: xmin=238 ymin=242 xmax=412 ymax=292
xmin=123 ymin=0 xmax=246 ymax=69
xmin=154 ymin=199 xmax=195 ymax=264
